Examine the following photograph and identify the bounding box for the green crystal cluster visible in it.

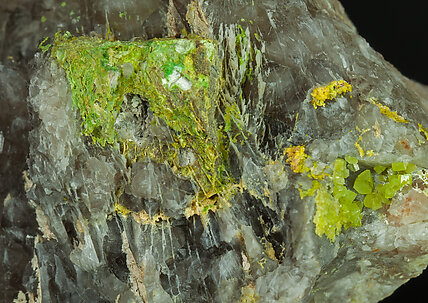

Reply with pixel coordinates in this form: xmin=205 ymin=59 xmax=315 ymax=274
xmin=361 ymin=162 xmax=415 ymax=210
xmin=313 ymin=158 xmax=362 ymax=241
xmin=313 ymin=157 xmax=417 ymax=241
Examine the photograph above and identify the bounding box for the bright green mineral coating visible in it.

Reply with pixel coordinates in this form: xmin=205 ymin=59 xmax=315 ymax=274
xmin=51 ymin=32 xmax=234 ymax=202
xmin=51 ymin=32 xmax=218 ymax=146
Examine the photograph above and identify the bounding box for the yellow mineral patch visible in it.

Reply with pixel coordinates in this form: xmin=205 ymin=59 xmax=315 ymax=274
xmin=418 ymin=123 xmax=428 ymax=141
xmin=354 ymin=135 xmax=365 ymax=157
xmin=298 ymin=180 xmax=321 ymax=198
xmin=240 ymin=283 xmax=259 ymax=303
xmin=354 ymin=127 xmax=370 ymax=157
xmin=284 ymin=145 xmax=309 ymax=173
xmin=366 ymin=150 xmax=375 ymax=157
xmin=263 ymin=240 xmax=278 ymax=261
xmin=311 ymin=80 xmax=352 ymax=109
xmin=114 ymin=202 xmax=131 ymax=216
xmin=369 ymin=98 xmax=408 ymax=123
xmin=372 ymin=121 xmax=381 ymax=138
xmin=309 ymin=161 xmax=330 ymax=180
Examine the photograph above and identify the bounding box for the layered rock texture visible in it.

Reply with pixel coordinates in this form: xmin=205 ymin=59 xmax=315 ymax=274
xmin=1 ymin=0 xmax=427 ymax=302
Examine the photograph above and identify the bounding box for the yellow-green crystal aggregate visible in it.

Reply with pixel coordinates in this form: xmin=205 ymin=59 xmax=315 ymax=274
xmin=314 ymin=158 xmax=362 ymax=242
xmin=374 ymin=165 xmax=386 ymax=174
xmin=312 ymin=157 xmax=418 ymax=241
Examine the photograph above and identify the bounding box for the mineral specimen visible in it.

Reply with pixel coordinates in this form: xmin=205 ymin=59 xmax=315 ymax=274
xmin=1 ymin=0 xmax=427 ymax=302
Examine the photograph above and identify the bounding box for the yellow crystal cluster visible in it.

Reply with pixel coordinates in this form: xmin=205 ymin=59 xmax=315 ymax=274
xmin=369 ymin=98 xmax=408 ymax=123
xmin=284 ymin=145 xmax=309 ymax=173
xmin=311 ymin=80 xmax=352 ymax=109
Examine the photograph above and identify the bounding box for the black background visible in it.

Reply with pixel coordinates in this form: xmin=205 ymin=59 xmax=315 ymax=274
xmin=340 ymin=1 xmax=427 ymax=85
xmin=339 ymin=1 xmax=427 ymax=302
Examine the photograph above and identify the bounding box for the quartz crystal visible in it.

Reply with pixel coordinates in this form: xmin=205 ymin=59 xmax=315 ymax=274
xmin=1 ymin=0 xmax=427 ymax=302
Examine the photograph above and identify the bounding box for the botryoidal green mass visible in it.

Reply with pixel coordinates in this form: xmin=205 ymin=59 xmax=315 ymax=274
xmin=49 ymin=32 xmax=244 ymax=214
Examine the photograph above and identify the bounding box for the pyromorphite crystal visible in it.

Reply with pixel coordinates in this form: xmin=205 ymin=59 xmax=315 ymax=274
xmin=363 ymin=192 xmax=384 ymax=210
xmin=391 ymin=162 xmax=406 ymax=172
xmin=313 ymin=158 xmax=362 ymax=242
xmin=389 ymin=162 xmax=417 ymax=174
xmin=340 ymin=199 xmax=363 ymax=229
xmin=313 ymin=157 xmax=421 ymax=241
xmin=405 ymin=163 xmax=417 ymax=173
xmin=344 ymin=155 xmax=358 ymax=165
xmin=313 ymin=183 xmax=362 ymax=242
xmin=314 ymin=186 xmax=340 ymax=241
xmin=353 ymin=169 xmax=373 ymax=194
xmin=333 ymin=184 xmax=357 ymax=203
xmin=332 ymin=158 xmax=349 ymax=184
xmin=384 ymin=174 xmax=412 ymax=199
xmin=374 ymin=165 xmax=386 ymax=174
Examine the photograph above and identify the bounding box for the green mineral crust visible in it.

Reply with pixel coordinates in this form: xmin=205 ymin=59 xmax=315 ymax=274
xmin=51 ymin=33 xmax=218 ymax=147
xmin=51 ymin=33 xmax=236 ymax=213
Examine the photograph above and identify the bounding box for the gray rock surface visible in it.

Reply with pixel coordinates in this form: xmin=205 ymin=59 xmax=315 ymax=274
xmin=1 ymin=0 xmax=427 ymax=302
